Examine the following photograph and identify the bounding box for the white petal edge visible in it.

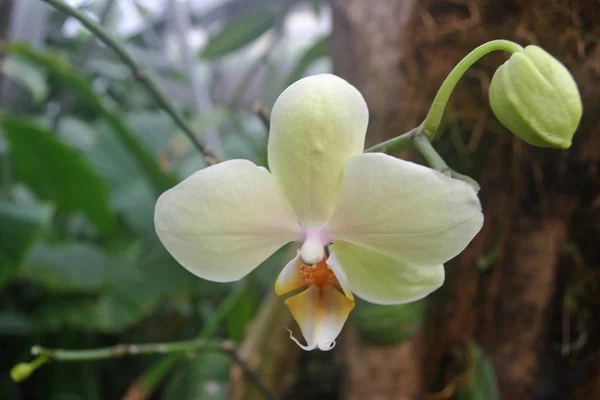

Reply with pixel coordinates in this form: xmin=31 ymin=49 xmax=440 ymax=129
xmin=155 ymin=160 xmax=301 ymax=282
xmin=285 ymin=285 xmax=355 ymax=351
xmin=327 ymin=153 xmax=483 ymax=267
xmin=268 ymin=74 xmax=368 ymax=225
xmin=329 ymin=241 xmax=445 ymax=305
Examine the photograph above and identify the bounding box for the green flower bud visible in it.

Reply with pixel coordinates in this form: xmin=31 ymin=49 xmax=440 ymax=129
xmin=489 ymin=45 xmax=582 ymax=149
xmin=10 ymin=363 xmax=34 ymax=382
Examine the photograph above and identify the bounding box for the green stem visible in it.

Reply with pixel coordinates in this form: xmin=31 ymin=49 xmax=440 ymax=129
xmin=12 ymin=287 xmax=279 ymax=398
xmin=421 ymin=39 xmax=523 ymax=140
xmin=31 ymin=339 xmax=227 ymax=362
xmin=365 ymin=128 xmax=418 ymax=154
xmin=412 ymin=133 xmax=448 ymax=170
xmin=40 ymin=0 xmax=217 ymax=162
xmin=413 ymin=133 xmax=480 ymax=191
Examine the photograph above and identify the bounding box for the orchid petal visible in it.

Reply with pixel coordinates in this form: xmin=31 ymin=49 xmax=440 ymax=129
xmin=268 ymin=74 xmax=368 ymax=225
xmin=155 ymin=160 xmax=301 ymax=282
xmin=329 ymin=241 xmax=445 ymax=305
xmin=274 ymin=253 xmax=306 ymax=296
xmin=325 ymin=251 xmax=354 ymax=301
xmin=285 ymin=286 xmax=355 ymax=351
xmin=327 ymin=153 xmax=483 ymax=267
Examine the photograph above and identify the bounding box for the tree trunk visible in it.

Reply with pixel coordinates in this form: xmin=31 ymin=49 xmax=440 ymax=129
xmin=331 ymin=0 xmax=600 ymax=399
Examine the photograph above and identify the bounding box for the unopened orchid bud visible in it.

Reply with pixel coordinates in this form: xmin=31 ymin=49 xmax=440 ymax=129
xmin=489 ymin=45 xmax=582 ymax=149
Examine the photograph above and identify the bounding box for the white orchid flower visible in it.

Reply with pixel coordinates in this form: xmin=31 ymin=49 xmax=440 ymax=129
xmin=154 ymin=74 xmax=483 ymax=351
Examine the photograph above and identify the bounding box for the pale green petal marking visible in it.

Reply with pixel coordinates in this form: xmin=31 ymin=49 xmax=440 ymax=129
xmin=268 ymin=74 xmax=368 ymax=225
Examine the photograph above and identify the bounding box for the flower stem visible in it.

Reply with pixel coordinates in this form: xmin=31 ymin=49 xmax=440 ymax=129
xmin=365 ymin=128 xmax=418 ymax=154
xmin=30 ymin=339 xmax=228 ymax=362
xmin=412 ymin=133 xmax=480 ymax=191
xmin=421 ymin=39 xmax=523 ymax=140
xmin=40 ymin=0 xmax=218 ymax=163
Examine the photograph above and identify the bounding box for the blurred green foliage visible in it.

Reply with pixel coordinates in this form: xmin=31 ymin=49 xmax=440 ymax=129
xmin=456 ymin=344 xmax=501 ymax=400
xmin=0 ymin=1 xmax=333 ymax=398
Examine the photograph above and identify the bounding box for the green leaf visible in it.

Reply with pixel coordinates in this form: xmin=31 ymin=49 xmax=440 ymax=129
xmin=2 ymin=118 xmax=115 ymax=231
xmin=287 ymin=35 xmax=330 ymax=85
xmin=457 ymin=344 xmax=501 ymax=400
xmin=200 ymin=9 xmax=276 ymax=59
xmin=56 ymin=117 xmax=97 ymax=151
xmin=32 ymin=242 xmax=198 ymax=333
xmin=6 ymin=44 xmax=177 ymax=193
xmin=1 ymin=57 xmax=48 ymax=103
xmin=0 ymin=194 xmax=54 ymax=288
xmin=19 ymin=242 xmax=120 ymax=293
xmin=163 ymin=353 xmax=231 ymax=400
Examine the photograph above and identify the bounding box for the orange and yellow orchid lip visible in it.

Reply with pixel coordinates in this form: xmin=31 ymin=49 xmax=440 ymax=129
xmin=276 ymin=253 xmax=355 ymax=351
xmin=298 ymin=256 xmax=339 ymax=289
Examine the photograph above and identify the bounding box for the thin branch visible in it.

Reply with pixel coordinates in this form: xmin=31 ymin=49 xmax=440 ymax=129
xmin=40 ymin=0 xmax=219 ymax=164
xmin=18 ymin=338 xmax=278 ymax=399
xmin=364 ymin=127 xmax=418 ymax=154
xmin=31 ymin=339 xmax=228 ymax=362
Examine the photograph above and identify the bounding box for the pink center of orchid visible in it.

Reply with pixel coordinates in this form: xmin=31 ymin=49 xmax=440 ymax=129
xmin=298 ymin=226 xmax=334 ymax=265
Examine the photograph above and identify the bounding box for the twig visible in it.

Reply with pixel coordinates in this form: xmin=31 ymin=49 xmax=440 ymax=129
xmin=40 ymin=0 xmax=219 ymax=164
xmin=31 ymin=339 xmax=228 ymax=362
xmin=15 ymin=338 xmax=278 ymax=399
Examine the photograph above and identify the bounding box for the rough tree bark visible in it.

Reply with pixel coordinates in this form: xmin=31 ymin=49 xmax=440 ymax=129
xmin=331 ymin=0 xmax=599 ymax=399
